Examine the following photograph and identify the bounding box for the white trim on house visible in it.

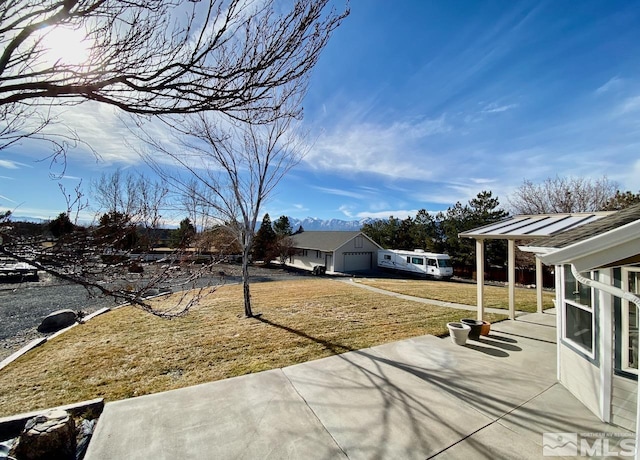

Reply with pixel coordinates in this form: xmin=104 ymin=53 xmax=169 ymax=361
xmin=622 ymin=267 xmax=640 ymax=375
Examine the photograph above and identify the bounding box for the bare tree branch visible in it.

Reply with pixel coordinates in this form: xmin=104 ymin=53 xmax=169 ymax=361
xmin=0 ymin=0 xmax=348 ymax=153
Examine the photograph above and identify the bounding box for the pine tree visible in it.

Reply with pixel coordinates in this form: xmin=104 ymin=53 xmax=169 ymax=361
xmin=273 ymin=216 xmax=293 ymax=237
xmin=252 ymin=214 xmax=277 ymax=263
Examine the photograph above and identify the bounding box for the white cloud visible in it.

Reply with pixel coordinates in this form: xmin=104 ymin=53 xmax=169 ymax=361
xmin=312 ymin=186 xmax=367 ymax=199
xmin=0 ymin=159 xmax=30 ymax=169
xmin=595 ymin=76 xmax=623 ymax=95
xmin=618 ymin=95 xmax=640 ymax=114
xmin=42 ymin=102 xmax=183 ymax=167
xmin=339 ymin=205 xmax=354 ymax=218
xmin=305 ymin=114 xmax=452 ymax=181
xmin=481 ymin=102 xmax=518 ymax=114
xmin=353 ymin=209 xmax=420 ymax=220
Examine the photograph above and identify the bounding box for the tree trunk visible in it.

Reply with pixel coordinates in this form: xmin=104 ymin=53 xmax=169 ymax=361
xmin=242 ymin=249 xmax=253 ymax=317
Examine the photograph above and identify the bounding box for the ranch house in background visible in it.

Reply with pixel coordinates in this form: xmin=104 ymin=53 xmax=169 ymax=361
xmin=287 ymin=231 xmax=382 ymax=275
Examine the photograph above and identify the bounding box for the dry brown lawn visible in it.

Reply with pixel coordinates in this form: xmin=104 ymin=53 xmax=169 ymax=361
xmin=354 ymin=278 xmax=555 ymax=313
xmin=0 ymin=278 xmax=506 ymax=417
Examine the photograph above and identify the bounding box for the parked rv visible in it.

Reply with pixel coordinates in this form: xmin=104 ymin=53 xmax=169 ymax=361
xmin=377 ymin=249 xmax=453 ymax=279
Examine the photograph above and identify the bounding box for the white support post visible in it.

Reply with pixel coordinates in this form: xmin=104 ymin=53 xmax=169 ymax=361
xmin=599 ymin=269 xmax=613 ymax=423
xmin=536 ymin=257 xmax=544 ymax=314
xmin=508 ymin=239 xmax=516 ymax=320
xmin=555 ymin=266 xmax=562 ymax=382
xmin=476 ymin=239 xmax=485 ymax=321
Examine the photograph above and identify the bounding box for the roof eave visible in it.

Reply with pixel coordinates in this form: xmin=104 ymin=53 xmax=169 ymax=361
xmin=538 ymin=220 xmax=640 ymax=271
xmin=518 ymin=245 xmax=555 ymax=254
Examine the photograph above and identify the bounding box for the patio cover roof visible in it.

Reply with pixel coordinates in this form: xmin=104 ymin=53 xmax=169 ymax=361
xmin=458 ymin=210 xmax=615 ymax=321
xmin=459 ymin=211 xmax=614 ymax=240
xmin=521 ymin=203 xmax=640 ymax=271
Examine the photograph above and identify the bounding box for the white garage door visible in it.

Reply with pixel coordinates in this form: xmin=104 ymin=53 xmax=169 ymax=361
xmin=343 ymin=252 xmax=372 ymax=272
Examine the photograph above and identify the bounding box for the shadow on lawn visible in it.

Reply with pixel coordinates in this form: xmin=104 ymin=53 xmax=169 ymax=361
xmin=255 ymin=316 xmax=355 ymax=355
xmin=255 ymin=314 xmax=603 ymax=458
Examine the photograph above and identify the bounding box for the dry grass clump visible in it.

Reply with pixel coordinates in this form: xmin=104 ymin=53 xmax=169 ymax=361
xmin=354 ymin=278 xmax=555 ymax=313
xmin=0 ymin=278 xmax=506 ymax=417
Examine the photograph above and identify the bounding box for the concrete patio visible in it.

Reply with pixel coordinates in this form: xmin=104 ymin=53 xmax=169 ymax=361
xmin=85 ymin=309 xmax=632 ymax=459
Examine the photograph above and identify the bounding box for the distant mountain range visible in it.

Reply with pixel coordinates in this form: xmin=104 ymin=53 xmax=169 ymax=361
xmin=288 ymin=217 xmax=377 ymax=231
xmin=8 ymin=214 xmax=378 ymax=232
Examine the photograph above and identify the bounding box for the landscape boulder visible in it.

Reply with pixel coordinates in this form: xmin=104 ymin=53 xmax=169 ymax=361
xmin=37 ymin=309 xmax=78 ymax=333
xmin=9 ymin=409 xmax=76 ymax=460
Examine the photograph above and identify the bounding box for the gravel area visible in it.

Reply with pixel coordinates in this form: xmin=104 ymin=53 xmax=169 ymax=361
xmin=0 ymin=273 xmax=120 ymax=361
xmin=0 ymin=264 xmax=306 ymax=361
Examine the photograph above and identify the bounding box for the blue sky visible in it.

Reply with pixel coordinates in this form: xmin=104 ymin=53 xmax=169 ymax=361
xmin=3 ymin=0 xmax=640 ymax=224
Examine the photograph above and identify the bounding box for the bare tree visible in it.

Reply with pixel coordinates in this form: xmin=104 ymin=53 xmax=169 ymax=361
xmin=92 ymin=169 xmax=168 ymax=226
xmin=0 ymin=170 xmax=216 ymax=318
xmin=181 ymin=177 xmax=218 ymax=232
xmin=1 ymin=0 xmax=345 ymax=317
xmin=0 ymin=0 xmax=348 ymax=156
xmin=144 ymin=110 xmax=306 ymax=317
xmin=58 ymin=179 xmax=89 ymax=224
xmin=507 ymin=175 xmax=618 ymax=214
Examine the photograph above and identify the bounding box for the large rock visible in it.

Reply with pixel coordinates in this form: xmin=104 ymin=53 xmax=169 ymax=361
xmin=10 ymin=410 xmax=76 ymax=460
xmin=37 ymin=309 xmax=77 ymax=333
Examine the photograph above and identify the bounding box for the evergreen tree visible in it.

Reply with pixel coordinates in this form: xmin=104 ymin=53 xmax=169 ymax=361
xmin=96 ymin=211 xmax=139 ymax=251
xmin=396 ymin=217 xmax=415 ymax=249
xmin=602 ymin=190 xmax=640 ymax=211
xmin=361 ymin=219 xmax=388 ymax=247
xmin=49 ymin=213 xmax=75 ymax=238
xmin=413 ymin=209 xmax=438 ymax=251
xmin=468 ymin=191 xmax=509 ymax=267
xmin=170 ymin=218 xmax=196 ymax=248
xmin=273 ymin=215 xmax=293 ymax=237
xmin=252 ymin=214 xmax=277 ymax=263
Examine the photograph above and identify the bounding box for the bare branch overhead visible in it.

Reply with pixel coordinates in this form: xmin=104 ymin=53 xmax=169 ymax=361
xmin=0 ymin=0 xmax=348 ymax=118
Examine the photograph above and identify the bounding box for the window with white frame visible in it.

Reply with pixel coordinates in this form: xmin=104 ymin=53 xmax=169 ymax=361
xmin=562 ymin=265 xmax=595 ymax=357
xmin=621 ymin=267 xmax=640 ymax=374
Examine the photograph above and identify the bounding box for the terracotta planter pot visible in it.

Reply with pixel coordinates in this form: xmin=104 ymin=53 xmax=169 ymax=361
xmin=480 ymin=321 xmax=491 ymax=336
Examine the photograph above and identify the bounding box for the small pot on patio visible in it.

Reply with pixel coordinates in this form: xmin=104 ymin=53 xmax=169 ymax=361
xmin=461 ymin=318 xmax=484 ymax=340
xmin=480 ymin=321 xmax=491 ymax=336
xmin=447 ymin=322 xmax=471 ymax=346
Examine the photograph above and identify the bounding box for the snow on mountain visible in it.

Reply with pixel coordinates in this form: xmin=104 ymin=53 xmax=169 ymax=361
xmin=288 ymin=217 xmax=377 ymax=231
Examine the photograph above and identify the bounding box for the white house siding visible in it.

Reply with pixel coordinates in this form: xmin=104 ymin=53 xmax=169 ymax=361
xmin=611 ymin=374 xmax=637 ymax=431
xmin=342 ymin=252 xmax=373 ymax=272
xmin=559 ymin=344 xmax=602 ymax=419
xmin=288 ymin=250 xmax=327 ymax=272
xmin=333 ymin=237 xmax=379 ymax=273
xmin=287 ymin=232 xmax=382 ymax=275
